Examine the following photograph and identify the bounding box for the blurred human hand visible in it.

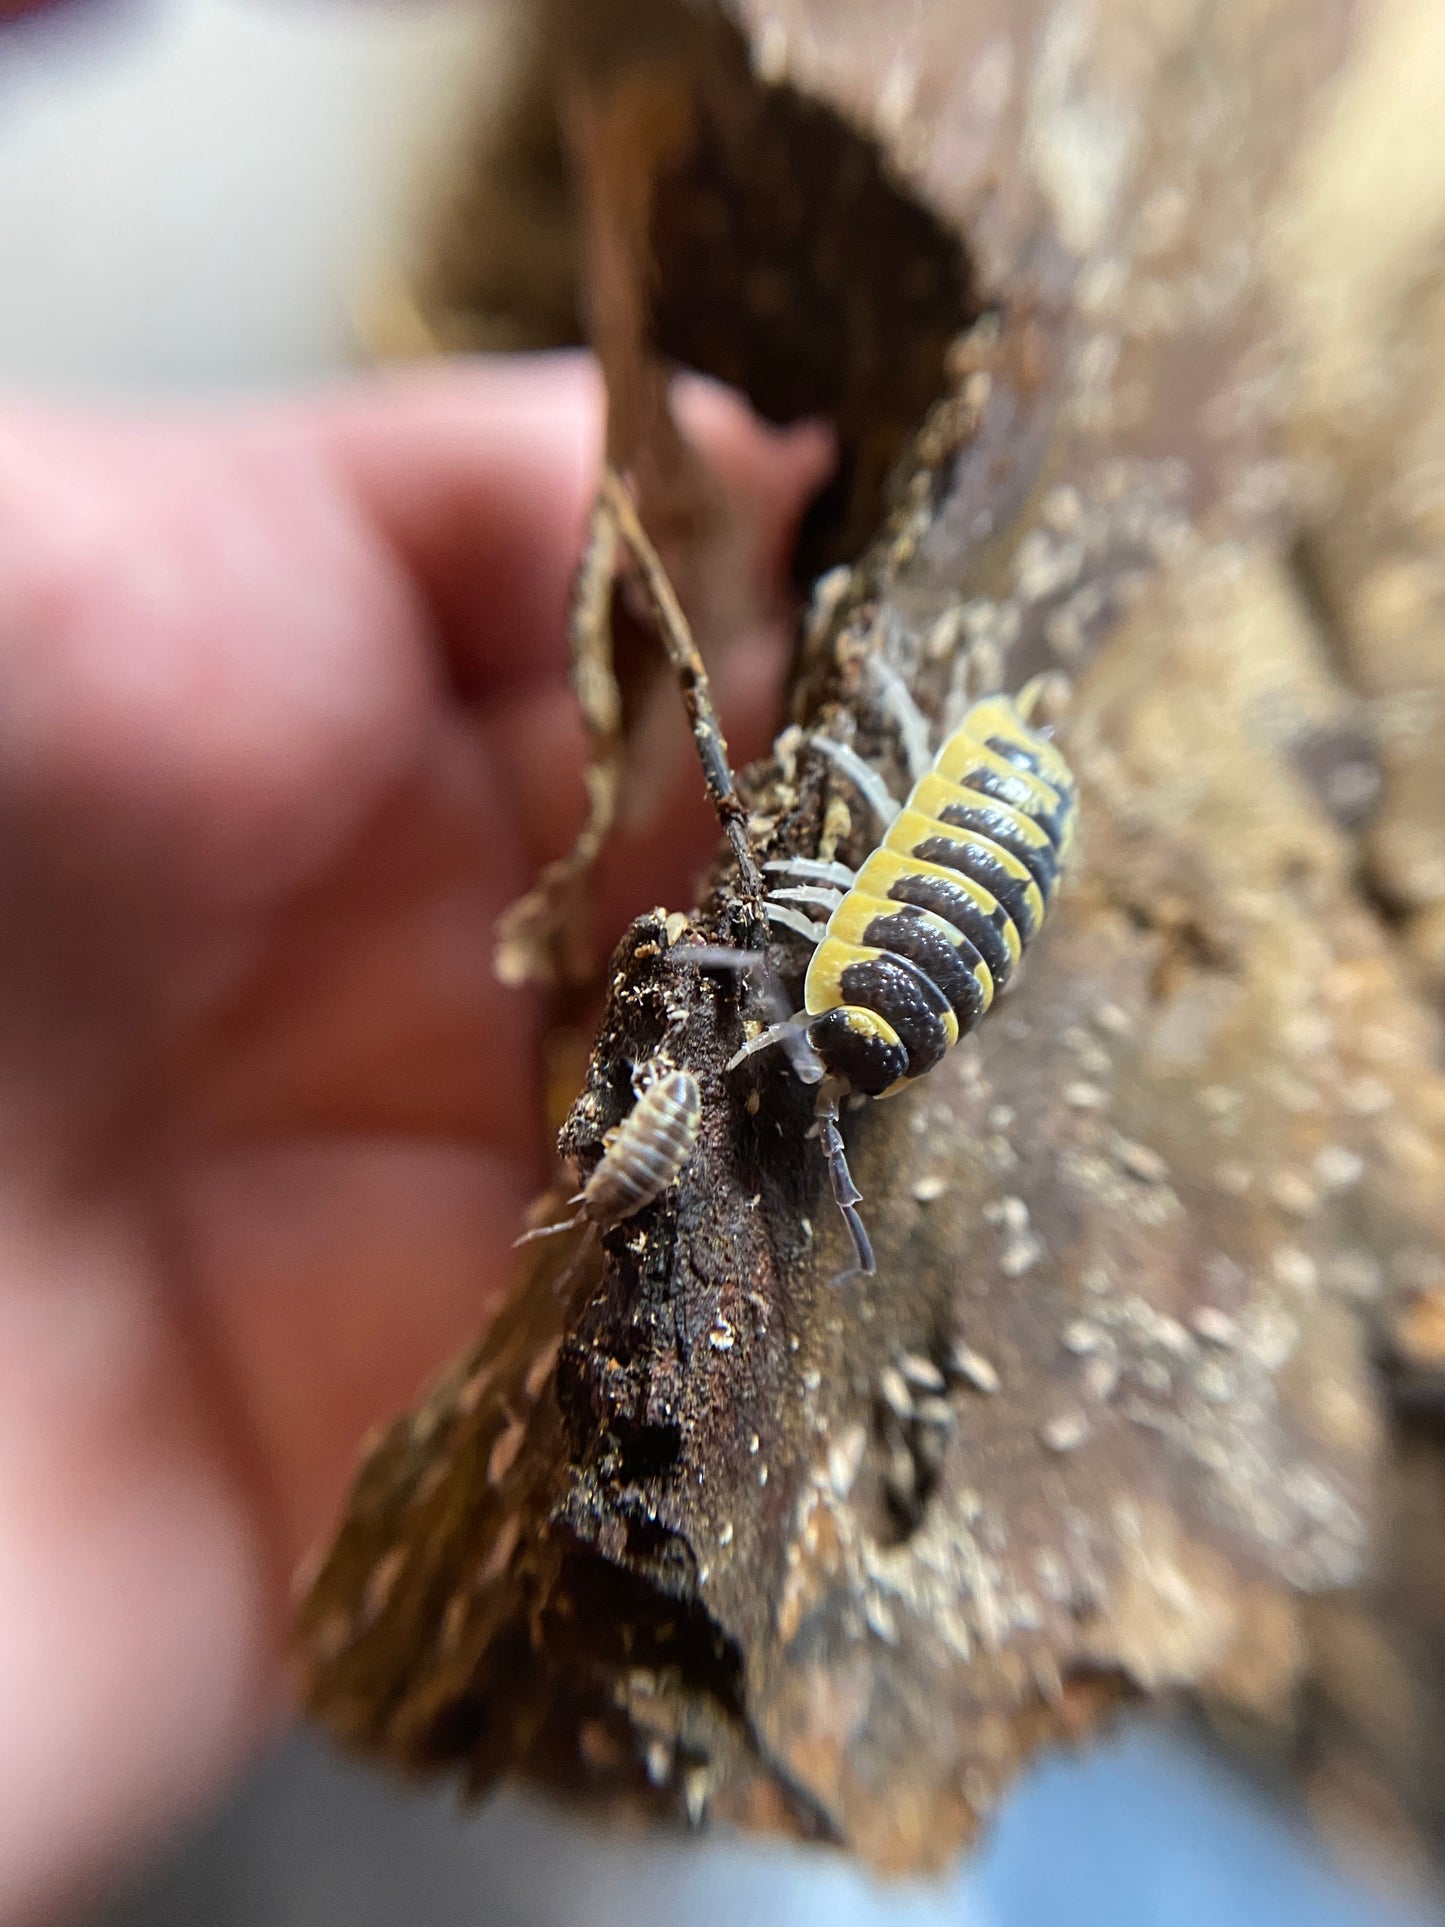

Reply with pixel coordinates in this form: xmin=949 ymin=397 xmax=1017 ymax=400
xmin=0 ymin=353 xmax=828 ymax=1922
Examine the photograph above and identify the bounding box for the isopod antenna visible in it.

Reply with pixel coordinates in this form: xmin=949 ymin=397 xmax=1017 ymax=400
xmin=601 ymin=470 xmax=765 ymax=907
xmin=813 ymin=1085 xmax=876 ymax=1278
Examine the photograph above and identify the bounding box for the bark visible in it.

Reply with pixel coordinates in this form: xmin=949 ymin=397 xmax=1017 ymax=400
xmin=305 ymin=0 xmax=1445 ymax=1886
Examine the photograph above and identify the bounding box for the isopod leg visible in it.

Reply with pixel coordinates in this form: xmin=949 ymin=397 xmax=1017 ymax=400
xmin=676 ymin=942 xmax=825 ymax=1082
xmin=512 ymin=1199 xmax=586 ymax=1248
xmin=1017 ymin=671 xmax=1073 ymax=727
xmin=808 ymin=734 xmax=902 ymax=827
xmin=768 ymin=884 xmax=846 ymax=914
xmin=727 ymin=1018 xmax=825 ymax=1084
xmin=678 ymin=946 xmax=767 ymax=973
xmin=869 ymin=657 xmax=933 ymax=782
xmin=815 ymin=1088 xmax=876 ymax=1277
xmin=630 ymin=1056 xmax=666 ymax=1098
xmin=762 ymin=901 xmax=830 ymax=945
xmin=765 ymin=856 xmax=857 ymax=889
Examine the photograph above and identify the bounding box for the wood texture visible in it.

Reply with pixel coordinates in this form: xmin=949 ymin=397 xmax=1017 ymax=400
xmin=306 ymin=0 xmax=1445 ymax=1887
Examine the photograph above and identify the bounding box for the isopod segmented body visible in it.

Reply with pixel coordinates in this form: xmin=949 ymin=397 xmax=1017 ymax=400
xmin=794 ymin=683 xmax=1076 ymax=1095
xmin=726 ymin=670 xmax=1077 ymax=1273
xmin=513 ymin=1060 xmax=701 ymax=1250
xmin=581 ymin=1063 xmax=702 ymax=1227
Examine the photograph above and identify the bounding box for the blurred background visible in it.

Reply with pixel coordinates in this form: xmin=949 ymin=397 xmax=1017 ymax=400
xmin=0 ymin=0 xmax=500 ymax=394
xmin=1 ymin=4 xmax=1442 ymax=1925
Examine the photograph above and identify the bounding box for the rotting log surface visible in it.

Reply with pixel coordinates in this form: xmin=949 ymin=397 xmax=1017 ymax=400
xmin=305 ymin=0 xmax=1445 ymax=1884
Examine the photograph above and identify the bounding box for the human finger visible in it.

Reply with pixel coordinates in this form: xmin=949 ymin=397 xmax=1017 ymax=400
xmin=309 ymin=353 xmax=832 ymax=698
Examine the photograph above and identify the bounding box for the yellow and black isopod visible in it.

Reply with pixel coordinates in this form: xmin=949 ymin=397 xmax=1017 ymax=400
xmin=727 ymin=669 xmax=1077 ymax=1274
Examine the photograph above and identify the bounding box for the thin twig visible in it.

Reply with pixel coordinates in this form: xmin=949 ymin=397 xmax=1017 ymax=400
xmin=601 ymin=468 xmax=765 ymax=904
xmin=493 ymin=493 xmax=623 ymax=985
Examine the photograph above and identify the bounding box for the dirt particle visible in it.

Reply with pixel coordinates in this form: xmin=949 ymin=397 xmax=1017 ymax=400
xmin=1064 ymin=1080 xmax=1110 ymax=1110
xmin=524 ymin=1337 xmax=562 ymax=1402
xmin=1273 ymin=1246 xmax=1319 ymax=1294
xmin=1062 ymin=1027 xmax=1111 ymax=1076
xmin=1001 ymin=1229 xmax=1046 ymax=1277
xmin=1194 ymin=1360 xmax=1235 ymax=1403
xmin=1191 ymin=1306 xmax=1239 ymax=1347
xmin=1314 ymin=1144 xmax=1364 ymax=1190
xmin=1042 ymin=483 xmax=1084 ymax=534
xmin=949 ymin=1343 xmax=1001 ymax=1395
xmin=1082 ymin=1353 xmax=1122 ymax=1402
xmin=818 ymin=795 xmax=853 ymax=863
xmin=914 ymin=1396 xmax=956 ymax=1429
xmin=1063 ymin=1319 xmax=1107 ymax=1355
xmin=1115 ymin=1137 xmax=1170 ymax=1183
xmin=884 ymin=1440 xmax=916 ymax=1508
xmin=1200 ymin=1084 xmax=1241 ymax=1117
xmin=475 ymin=1512 xmax=522 ymax=1589
xmin=456 ymin=1365 xmax=493 ymax=1416
xmin=879 ymin=1364 xmax=914 ymax=1417
xmin=1214 ymin=1160 xmax=1252 ymax=1195
xmin=988 ymin=1195 xmax=1030 ymax=1232
xmin=1150 ymin=1313 xmax=1193 ymax=1356
xmin=827 ymin=1424 xmax=867 ymax=1498
xmin=361 ymin=1547 xmax=407 ymax=1626
xmin=1344 ymin=1075 xmax=1393 ymax=1117
xmin=1248 ymin=1308 xmax=1300 ymax=1370
xmin=488 ymin=1419 xmax=526 ymax=1488
xmin=899 ymin=1352 xmax=946 ymax=1393
xmin=1329 ymin=1249 xmax=1382 ymax=1302
xmin=1042 ymin=1410 xmax=1090 ymax=1453
xmin=1268 ymin=1170 xmax=1320 ymax=1218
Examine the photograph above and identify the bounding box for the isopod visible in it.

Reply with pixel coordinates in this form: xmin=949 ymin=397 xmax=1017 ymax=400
xmin=515 ymin=1059 xmax=702 ymax=1246
xmin=722 ymin=666 xmax=1077 ymax=1275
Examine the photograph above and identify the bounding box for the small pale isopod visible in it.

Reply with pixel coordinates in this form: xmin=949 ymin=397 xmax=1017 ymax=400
xmin=583 ymin=1063 xmax=702 ymax=1227
xmin=515 ymin=1060 xmax=702 ymax=1246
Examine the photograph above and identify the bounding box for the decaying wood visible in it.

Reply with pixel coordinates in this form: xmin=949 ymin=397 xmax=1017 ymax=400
xmin=494 ymin=466 xmax=766 ymax=988
xmin=305 ymin=0 xmax=1445 ymax=1887
xmin=493 ymin=488 xmax=622 ymax=987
